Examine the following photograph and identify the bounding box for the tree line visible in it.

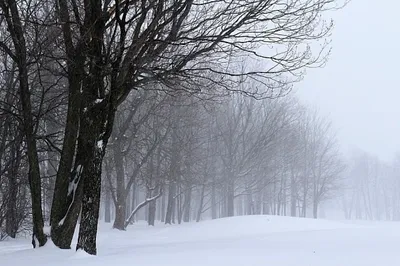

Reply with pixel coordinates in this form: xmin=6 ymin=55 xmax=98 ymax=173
xmin=341 ymin=151 xmax=400 ymax=221
xmin=0 ymin=0 xmax=342 ymax=255
xmin=99 ymin=89 xmax=345 ymax=229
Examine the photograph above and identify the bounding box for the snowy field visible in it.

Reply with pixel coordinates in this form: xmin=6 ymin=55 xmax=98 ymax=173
xmin=1 ymin=216 xmax=400 ymax=266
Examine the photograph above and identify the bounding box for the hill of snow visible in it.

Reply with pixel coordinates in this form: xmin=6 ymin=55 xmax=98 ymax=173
xmin=1 ymin=215 xmax=400 ymax=266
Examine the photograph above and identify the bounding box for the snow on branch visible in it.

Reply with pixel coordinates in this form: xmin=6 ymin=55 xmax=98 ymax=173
xmin=124 ymin=188 xmax=163 ymax=229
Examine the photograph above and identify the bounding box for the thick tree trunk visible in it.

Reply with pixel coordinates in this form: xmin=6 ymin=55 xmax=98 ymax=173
xmin=75 ymin=4 xmax=115 ymax=250
xmin=50 ymin=67 xmax=83 ymax=249
xmin=76 ymin=144 xmax=105 ymax=255
xmin=76 ymin=97 xmax=115 ymax=254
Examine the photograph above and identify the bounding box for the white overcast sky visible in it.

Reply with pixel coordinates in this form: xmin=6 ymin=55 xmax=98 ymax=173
xmin=296 ymin=0 xmax=400 ymax=162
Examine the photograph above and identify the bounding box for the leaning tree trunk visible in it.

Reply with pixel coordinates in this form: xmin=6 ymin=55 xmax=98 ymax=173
xmin=49 ymin=61 xmax=84 ymax=249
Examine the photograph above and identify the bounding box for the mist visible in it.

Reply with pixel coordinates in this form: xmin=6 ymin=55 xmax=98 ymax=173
xmin=1 ymin=0 xmax=399 ymax=265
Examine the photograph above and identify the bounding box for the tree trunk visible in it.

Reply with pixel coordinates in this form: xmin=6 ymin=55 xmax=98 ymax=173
xmin=104 ymin=187 xmax=111 ymax=223
xmin=165 ymin=182 xmax=176 ymax=224
xmin=165 ymin=122 xmax=179 ymax=225
xmin=3 ymin=0 xmax=47 ymax=246
xmin=290 ymin=172 xmax=297 ymax=217
xmin=6 ymin=168 xmax=18 ymax=238
xmin=76 ymin=97 xmax=115 ymax=254
xmin=148 ymin=197 xmax=156 ymax=226
xmin=112 ymin=139 xmax=126 ymax=230
xmin=131 ymin=184 xmax=136 ymax=223
xmin=226 ymin=178 xmax=235 ymax=217
xmin=76 ymin=151 xmax=103 ymax=255
xmin=160 ymin=188 xmax=166 ymax=223
xmin=196 ymin=185 xmax=206 ymax=222
xmin=313 ymin=200 xmax=318 ymax=219
xmin=246 ymin=187 xmax=253 ymax=215
xmin=211 ymin=182 xmax=217 ymax=219
xmin=5 ymin=138 xmax=21 ymax=238
xmin=183 ymin=186 xmax=192 ymax=223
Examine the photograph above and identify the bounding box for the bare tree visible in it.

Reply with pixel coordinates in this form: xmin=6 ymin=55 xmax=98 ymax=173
xmin=0 ymin=0 xmax=339 ymax=254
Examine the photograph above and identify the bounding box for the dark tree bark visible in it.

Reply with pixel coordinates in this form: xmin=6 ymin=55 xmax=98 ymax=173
xmin=5 ymin=136 xmax=22 ymax=238
xmin=49 ymin=0 xmax=85 ymax=248
xmin=0 ymin=0 xmax=47 ymax=246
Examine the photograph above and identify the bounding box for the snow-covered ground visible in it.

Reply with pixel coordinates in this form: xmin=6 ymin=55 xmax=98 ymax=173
xmin=2 ymin=215 xmax=400 ymax=266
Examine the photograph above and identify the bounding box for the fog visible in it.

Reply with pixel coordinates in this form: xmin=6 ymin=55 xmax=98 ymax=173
xmin=2 ymin=0 xmax=400 ymax=263
xmin=297 ymin=0 xmax=400 ymax=162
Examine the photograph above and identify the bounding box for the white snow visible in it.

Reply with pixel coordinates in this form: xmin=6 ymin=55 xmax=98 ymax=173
xmin=60 ymin=165 xmax=83 ymax=226
xmin=2 ymin=216 xmax=400 ymax=266
xmin=97 ymin=140 xmax=103 ymax=150
xmin=68 ymin=165 xmax=82 ymax=196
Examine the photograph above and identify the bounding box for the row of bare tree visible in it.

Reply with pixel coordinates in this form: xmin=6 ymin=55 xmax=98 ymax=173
xmin=96 ymin=90 xmax=345 ymax=230
xmin=0 ymin=0 xmax=342 ymax=255
xmin=341 ymin=151 xmax=400 ymax=221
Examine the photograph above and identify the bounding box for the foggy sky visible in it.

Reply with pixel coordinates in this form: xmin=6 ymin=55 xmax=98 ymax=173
xmin=296 ymin=0 xmax=400 ymax=162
